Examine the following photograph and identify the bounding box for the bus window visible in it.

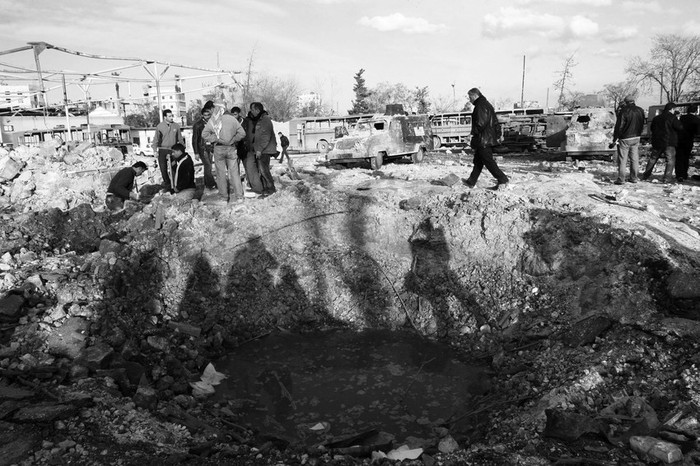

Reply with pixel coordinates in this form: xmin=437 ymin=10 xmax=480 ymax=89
xmin=373 ymin=122 xmax=385 ymax=130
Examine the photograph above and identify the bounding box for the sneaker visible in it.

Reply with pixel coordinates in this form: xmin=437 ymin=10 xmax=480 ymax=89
xmin=628 ymin=179 xmax=639 ymax=184
xmin=244 ymin=191 xmax=261 ymax=198
xmin=677 ymin=177 xmax=686 ymax=183
xmin=463 ymin=179 xmax=476 ymax=189
xmin=614 ymin=179 xmax=624 ymax=185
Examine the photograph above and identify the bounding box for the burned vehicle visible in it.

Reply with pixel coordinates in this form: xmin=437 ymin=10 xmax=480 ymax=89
xmin=325 ymin=106 xmax=433 ymax=169
xmin=561 ymin=107 xmax=616 ymax=157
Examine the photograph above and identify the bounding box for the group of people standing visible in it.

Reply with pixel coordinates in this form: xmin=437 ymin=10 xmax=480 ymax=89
xmin=105 ymin=102 xmax=288 ymax=210
xmin=613 ymin=97 xmax=700 ymax=185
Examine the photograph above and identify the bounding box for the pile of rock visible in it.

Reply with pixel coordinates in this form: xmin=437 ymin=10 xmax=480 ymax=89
xmin=0 ymin=141 xmax=140 ymax=212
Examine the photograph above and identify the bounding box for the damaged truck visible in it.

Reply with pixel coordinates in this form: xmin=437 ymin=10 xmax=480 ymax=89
xmin=324 ymin=105 xmax=433 ymax=169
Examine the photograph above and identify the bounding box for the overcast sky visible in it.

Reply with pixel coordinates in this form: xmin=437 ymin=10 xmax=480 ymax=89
xmin=1 ymin=0 xmax=698 ymax=115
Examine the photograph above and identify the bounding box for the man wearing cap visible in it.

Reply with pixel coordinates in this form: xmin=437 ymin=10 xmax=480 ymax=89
xmin=611 ymin=95 xmax=645 ymax=185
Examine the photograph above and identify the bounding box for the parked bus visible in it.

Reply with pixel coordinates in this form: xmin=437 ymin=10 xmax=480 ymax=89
xmin=428 ymin=112 xmax=472 ymax=149
xmin=10 ymin=124 xmax=134 ymax=153
xmin=289 ymin=114 xmax=374 ymax=152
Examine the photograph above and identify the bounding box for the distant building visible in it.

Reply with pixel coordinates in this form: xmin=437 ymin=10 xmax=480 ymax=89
xmin=297 ymin=92 xmax=322 ymax=109
xmin=0 ymin=84 xmax=44 ymax=109
xmin=141 ymin=76 xmax=187 ymax=124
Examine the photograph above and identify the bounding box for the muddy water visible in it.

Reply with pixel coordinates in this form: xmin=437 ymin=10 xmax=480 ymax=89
xmin=213 ymin=330 xmax=489 ymax=443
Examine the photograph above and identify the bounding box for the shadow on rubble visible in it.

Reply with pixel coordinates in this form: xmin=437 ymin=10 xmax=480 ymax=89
xmin=520 ymin=208 xmax=700 ymax=320
xmin=403 ymin=218 xmax=487 ymax=337
xmin=222 ymin=238 xmax=325 ymax=331
xmin=293 ymin=185 xmax=393 ymax=327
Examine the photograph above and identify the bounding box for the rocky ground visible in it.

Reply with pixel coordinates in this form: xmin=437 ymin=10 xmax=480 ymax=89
xmin=2 ymin=141 xmax=700 ymax=465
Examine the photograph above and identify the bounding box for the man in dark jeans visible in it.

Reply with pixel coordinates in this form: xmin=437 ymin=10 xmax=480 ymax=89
xmin=278 ymin=132 xmax=290 ymax=164
xmin=464 ymin=88 xmax=509 ymax=190
xmin=247 ymin=102 xmax=278 ymax=196
xmin=676 ymin=104 xmax=700 ymax=182
xmin=152 ymin=109 xmax=184 ymax=190
xmin=191 ymin=101 xmax=216 ymax=189
xmin=611 ymin=95 xmax=645 ymax=185
xmin=643 ymin=102 xmax=684 ymax=183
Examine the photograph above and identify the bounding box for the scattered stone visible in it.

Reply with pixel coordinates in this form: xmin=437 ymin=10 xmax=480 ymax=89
xmin=0 ymin=156 xmax=25 ymax=182
xmin=438 ymin=435 xmax=459 ymax=454
xmin=46 ymin=317 xmax=89 ymax=359
xmin=146 ymin=335 xmax=169 ymax=352
xmin=630 ymin=436 xmax=683 ymax=464
xmin=435 ymin=173 xmax=461 ymax=187
xmin=562 ymin=315 xmax=613 ymax=347
xmin=167 ymin=321 xmax=201 ymax=338
xmin=399 ymin=196 xmax=422 ymax=211
xmin=667 ymin=271 xmax=700 ymax=299
xmin=83 ymin=341 xmax=114 ymax=370
xmin=0 ymin=293 xmax=25 ymax=321
xmin=132 ymin=386 xmax=158 ymax=410
xmin=57 ymin=439 xmax=76 ymax=449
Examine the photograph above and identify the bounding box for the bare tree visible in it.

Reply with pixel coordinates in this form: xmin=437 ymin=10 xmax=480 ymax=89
xmin=601 ymin=81 xmax=638 ymax=110
xmin=626 ymin=34 xmax=700 ymax=102
xmin=553 ymin=52 xmax=578 ymax=110
xmin=559 ymin=90 xmax=585 ymax=111
xmin=250 ymin=74 xmax=300 ymax=121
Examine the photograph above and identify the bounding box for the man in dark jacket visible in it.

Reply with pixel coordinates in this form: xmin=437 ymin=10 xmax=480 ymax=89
xmin=643 ymin=102 xmax=684 ymax=183
xmin=676 ymin=104 xmax=700 ymax=182
xmin=191 ymin=101 xmax=216 ymax=189
xmin=611 ymin=95 xmax=645 ymax=184
xmin=169 ymin=143 xmax=196 ymax=202
xmin=248 ymin=102 xmax=278 ymax=196
xmin=464 ymin=88 xmax=509 ymax=190
xmin=106 ymin=161 xmax=147 ymax=211
xmin=278 ymin=132 xmax=290 ymax=164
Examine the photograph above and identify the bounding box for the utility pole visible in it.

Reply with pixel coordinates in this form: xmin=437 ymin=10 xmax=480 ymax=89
xmin=520 ymin=55 xmax=526 ymax=110
xmin=545 ymin=88 xmax=549 ymax=111
xmin=28 ymin=42 xmax=47 ymax=116
xmin=61 ymin=74 xmax=72 ymax=141
xmin=451 ymin=83 xmax=456 ymax=111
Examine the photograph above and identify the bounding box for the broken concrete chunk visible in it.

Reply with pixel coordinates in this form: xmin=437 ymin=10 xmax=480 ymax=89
xmin=544 ymin=409 xmax=603 ymax=441
xmin=667 ymin=271 xmax=700 ymax=300
xmin=83 ymin=341 xmax=114 ymax=370
xmin=630 ymin=436 xmax=683 ymax=464
xmin=46 ymin=317 xmax=89 ymax=359
xmin=562 ymin=315 xmax=613 ymax=347
xmin=13 ymin=402 xmax=78 ymax=423
xmin=438 ymin=435 xmax=459 ymax=454
xmin=132 ymin=386 xmax=158 ymax=410
xmin=435 ymin=173 xmax=461 ymax=187
xmin=167 ymin=321 xmax=201 ymax=338
xmin=0 ymin=156 xmax=25 ymax=182
xmin=0 ymin=293 xmax=25 ymax=321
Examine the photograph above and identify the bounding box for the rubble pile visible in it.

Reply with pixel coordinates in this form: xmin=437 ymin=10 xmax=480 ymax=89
xmin=0 ymin=142 xmax=146 ymax=212
xmin=1 ymin=149 xmax=700 ymax=463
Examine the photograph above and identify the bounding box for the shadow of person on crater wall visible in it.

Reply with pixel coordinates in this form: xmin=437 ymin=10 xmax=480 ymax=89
xmin=404 ymin=218 xmax=487 ymax=338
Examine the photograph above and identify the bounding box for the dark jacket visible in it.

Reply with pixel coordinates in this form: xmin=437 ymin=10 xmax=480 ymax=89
xmin=613 ymin=104 xmax=645 ymax=140
xmin=248 ymin=111 xmax=278 ymax=155
xmin=171 ymin=154 xmax=196 ymax=192
xmin=191 ymin=117 xmax=207 ymax=157
xmin=651 ymin=105 xmax=684 ymax=150
xmin=279 ymin=134 xmax=290 ymax=148
xmin=470 ymin=95 xmax=499 ymax=148
xmin=237 ymin=115 xmax=250 ymax=158
xmin=678 ymin=113 xmax=700 ymax=146
xmin=107 ymin=167 xmax=137 ymax=201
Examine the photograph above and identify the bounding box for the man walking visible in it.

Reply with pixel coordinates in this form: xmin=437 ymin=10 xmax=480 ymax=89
xmin=611 ymin=95 xmax=645 ymax=185
xmin=202 ymin=103 xmax=246 ymax=202
xmin=191 ymin=101 xmax=216 ymax=190
xmin=152 ymin=109 xmax=184 ymax=190
xmin=278 ymin=132 xmax=290 ymax=164
xmin=464 ymin=88 xmax=509 ymax=190
xmin=643 ymin=102 xmax=684 ymax=183
xmin=676 ymin=104 xmax=700 ymax=182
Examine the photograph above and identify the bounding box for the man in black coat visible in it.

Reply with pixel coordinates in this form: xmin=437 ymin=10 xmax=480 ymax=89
xmin=464 ymin=88 xmax=509 ymax=190
xmin=191 ymin=101 xmax=216 ymax=189
xmin=169 ymin=143 xmax=196 ymax=202
xmin=643 ymin=102 xmax=684 ymax=183
xmin=106 ymin=161 xmax=147 ymax=211
xmin=676 ymin=104 xmax=700 ymax=182
xmin=611 ymin=95 xmax=645 ymax=184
